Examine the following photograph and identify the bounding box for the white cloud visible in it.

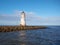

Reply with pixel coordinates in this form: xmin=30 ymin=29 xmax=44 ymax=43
xmin=0 ymin=10 xmax=60 ymax=25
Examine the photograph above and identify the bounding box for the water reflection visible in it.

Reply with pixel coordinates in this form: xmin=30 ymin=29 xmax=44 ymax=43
xmin=19 ymin=31 xmax=26 ymax=45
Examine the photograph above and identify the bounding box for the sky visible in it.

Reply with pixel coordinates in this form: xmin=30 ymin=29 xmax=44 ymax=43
xmin=0 ymin=0 xmax=60 ymax=25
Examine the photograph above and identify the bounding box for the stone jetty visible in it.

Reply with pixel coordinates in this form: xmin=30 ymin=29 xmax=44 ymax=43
xmin=0 ymin=26 xmax=47 ymax=32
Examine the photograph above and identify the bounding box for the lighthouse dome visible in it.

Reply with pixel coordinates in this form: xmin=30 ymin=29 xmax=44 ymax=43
xmin=21 ymin=11 xmax=25 ymax=13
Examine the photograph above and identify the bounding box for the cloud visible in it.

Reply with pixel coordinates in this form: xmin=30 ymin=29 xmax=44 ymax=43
xmin=0 ymin=10 xmax=60 ymax=25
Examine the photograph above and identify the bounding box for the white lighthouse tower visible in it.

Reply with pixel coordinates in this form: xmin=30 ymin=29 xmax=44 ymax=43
xmin=20 ymin=11 xmax=26 ymax=26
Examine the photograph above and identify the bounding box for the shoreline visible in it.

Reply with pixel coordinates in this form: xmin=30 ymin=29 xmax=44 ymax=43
xmin=0 ymin=26 xmax=47 ymax=32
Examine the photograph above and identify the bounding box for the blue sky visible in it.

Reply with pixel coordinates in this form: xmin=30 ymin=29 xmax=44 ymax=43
xmin=0 ymin=0 xmax=60 ymax=25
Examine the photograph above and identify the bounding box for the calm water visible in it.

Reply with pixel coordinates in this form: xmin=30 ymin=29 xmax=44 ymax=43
xmin=0 ymin=26 xmax=60 ymax=45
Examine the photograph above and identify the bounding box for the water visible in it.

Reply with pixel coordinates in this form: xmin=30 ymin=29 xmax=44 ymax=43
xmin=0 ymin=26 xmax=60 ymax=45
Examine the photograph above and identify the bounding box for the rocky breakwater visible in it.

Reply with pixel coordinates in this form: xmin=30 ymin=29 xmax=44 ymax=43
xmin=0 ymin=26 xmax=47 ymax=32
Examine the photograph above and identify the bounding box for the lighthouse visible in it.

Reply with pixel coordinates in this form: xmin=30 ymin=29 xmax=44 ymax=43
xmin=20 ymin=11 xmax=26 ymax=26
